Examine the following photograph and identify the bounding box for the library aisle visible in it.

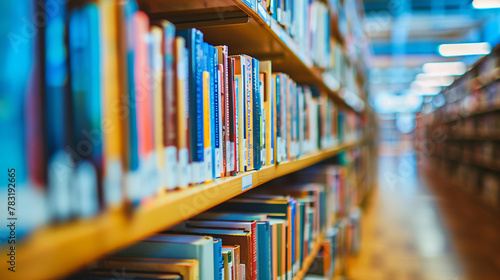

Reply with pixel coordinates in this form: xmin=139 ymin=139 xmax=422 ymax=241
xmin=345 ymin=151 xmax=500 ymax=280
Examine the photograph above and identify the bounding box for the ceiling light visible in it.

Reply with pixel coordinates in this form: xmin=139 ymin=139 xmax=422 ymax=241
xmin=416 ymin=74 xmax=455 ymax=85
xmin=422 ymin=62 xmax=466 ymax=76
xmin=438 ymin=42 xmax=491 ymax=57
xmin=473 ymin=0 xmax=500 ymax=9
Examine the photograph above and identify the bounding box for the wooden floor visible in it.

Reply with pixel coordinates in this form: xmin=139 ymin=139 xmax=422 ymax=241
xmin=344 ymin=153 xmax=500 ymax=280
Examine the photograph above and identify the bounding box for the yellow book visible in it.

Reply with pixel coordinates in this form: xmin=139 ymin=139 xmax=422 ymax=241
xmin=150 ymin=26 xmax=165 ymax=191
xmin=259 ymin=61 xmax=273 ymax=166
xmin=93 ymin=257 xmax=199 ymax=280
xmin=99 ymin=0 xmax=123 ymax=205
xmin=203 ymin=71 xmax=212 ymax=183
xmin=235 ymin=74 xmax=245 ymax=174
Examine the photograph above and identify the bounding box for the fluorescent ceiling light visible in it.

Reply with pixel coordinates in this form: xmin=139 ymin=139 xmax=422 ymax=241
xmin=412 ymin=78 xmax=453 ymax=88
xmin=416 ymin=74 xmax=455 ymax=85
xmin=408 ymin=86 xmax=441 ymax=96
xmin=473 ymin=0 xmax=500 ymax=9
xmin=422 ymin=62 xmax=466 ymax=76
xmin=438 ymin=42 xmax=491 ymax=57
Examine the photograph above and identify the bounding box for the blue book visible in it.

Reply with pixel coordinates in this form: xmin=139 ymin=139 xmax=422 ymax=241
xmin=251 ymin=57 xmax=262 ymax=170
xmin=212 ymin=46 xmax=221 ymax=179
xmin=177 ymin=29 xmax=204 ymax=183
xmin=122 ymin=0 xmax=139 ymax=172
xmin=213 ymin=238 xmax=223 ymax=280
xmin=208 ymin=45 xmax=217 ymax=179
xmin=257 ymin=221 xmax=271 ymax=280
xmin=45 ymin=0 xmax=68 ymax=161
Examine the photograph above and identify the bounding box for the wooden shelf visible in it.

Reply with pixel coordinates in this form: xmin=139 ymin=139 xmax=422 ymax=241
xmin=442 ymin=105 xmax=500 ymax=124
xmin=139 ymin=0 xmax=364 ymax=112
xmin=2 ymin=141 xmax=364 ymax=280
xmin=293 ymin=232 xmax=326 ymax=280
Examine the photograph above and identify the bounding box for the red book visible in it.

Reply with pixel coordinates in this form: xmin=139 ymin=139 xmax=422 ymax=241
xmin=215 ymin=46 xmax=230 ymax=177
xmin=228 ymin=57 xmax=237 ymax=175
xmin=134 ymin=12 xmax=153 ymax=159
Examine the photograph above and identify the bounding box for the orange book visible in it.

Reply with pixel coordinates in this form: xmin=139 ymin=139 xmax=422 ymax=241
xmin=99 ymin=0 xmax=123 ymax=205
xmin=271 ymin=223 xmax=278 ymax=280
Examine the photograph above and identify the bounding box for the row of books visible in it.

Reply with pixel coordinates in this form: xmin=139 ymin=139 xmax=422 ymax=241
xmin=432 ymin=158 xmax=500 ymax=208
xmin=255 ymin=0 xmax=332 ymax=69
xmin=1 ymin=0 xmax=360 ymax=232
xmin=436 ymin=113 xmax=500 ymax=139
xmin=75 ymin=160 xmax=368 ymax=280
xmin=434 ymin=141 xmax=500 ymax=170
xmin=432 ymin=48 xmax=500 ymax=123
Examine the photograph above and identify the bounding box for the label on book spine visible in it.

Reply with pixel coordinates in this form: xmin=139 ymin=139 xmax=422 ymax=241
xmin=227 ymin=140 xmax=234 ymax=172
xmin=178 ymin=148 xmax=190 ymax=188
xmin=241 ymin=174 xmax=253 ymax=191
xmin=104 ymin=159 xmax=122 ymax=205
xmin=215 ymin=147 xmax=221 ymax=178
xmin=164 ymin=146 xmax=178 ymax=189
xmin=205 ymin=148 xmax=212 ymax=182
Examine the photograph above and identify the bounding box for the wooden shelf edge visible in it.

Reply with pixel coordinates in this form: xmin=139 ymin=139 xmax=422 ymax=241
xmin=2 ymin=141 xmax=363 ymax=280
xmin=293 ymin=232 xmax=326 ymax=280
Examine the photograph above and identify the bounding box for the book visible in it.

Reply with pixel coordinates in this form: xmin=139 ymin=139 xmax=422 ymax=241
xmin=174 ymin=37 xmax=190 ymax=188
xmin=177 ymin=29 xmax=204 ymax=184
xmin=150 ymin=25 xmax=164 ymax=195
xmin=244 ymin=56 xmax=254 ymax=171
xmin=162 ymin=20 xmax=178 ymax=190
xmin=252 ymin=57 xmax=262 ymax=170
xmin=222 ymin=248 xmax=234 ymax=280
xmin=215 ymin=46 xmax=230 ymax=177
xmin=260 ymin=61 xmax=274 ymax=166
xmin=114 ymin=234 xmax=214 ymax=280
xmin=222 ymin=245 xmax=240 ymax=280
xmin=214 ymin=238 xmax=224 ymax=280
xmin=93 ymin=257 xmax=199 ymax=280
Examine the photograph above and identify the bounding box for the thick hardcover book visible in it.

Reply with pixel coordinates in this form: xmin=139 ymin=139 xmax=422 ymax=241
xmin=98 ymin=0 xmax=124 ymax=205
xmin=235 ymin=75 xmax=243 ymax=174
xmin=177 ymin=29 xmax=204 ymax=184
xmin=257 ymin=221 xmax=272 ymax=280
xmin=94 ymin=257 xmax=199 ymax=280
xmin=68 ymin=4 xmax=102 ymax=216
xmin=260 ymin=61 xmax=273 ymax=166
xmin=210 ymin=46 xmax=221 ymax=179
xmin=174 ymin=37 xmax=190 ymax=188
xmin=162 ymin=21 xmax=178 ymax=190
xmin=150 ymin=26 xmax=165 ymax=194
xmin=251 ymin=57 xmax=262 ymax=170
xmin=134 ymin=11 xmax=154 ymax=195
xmin=214 ymin=238 xmax=224 ymax=280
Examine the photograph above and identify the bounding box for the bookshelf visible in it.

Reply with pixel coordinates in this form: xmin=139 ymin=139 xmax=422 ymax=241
xmin=6 ymin=141 xmax=366 ymax=280
xmin=419 ymin=43 xmax=500 ymax=216
xmin=1 ymin=0 xmax=376 ymax=279
xmin=141 ymin=0 xmax=365 ymax=112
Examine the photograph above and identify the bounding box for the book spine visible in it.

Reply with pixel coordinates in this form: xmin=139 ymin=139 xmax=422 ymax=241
xmin=228 ymin=58 xmax=237 ymax=175
xmin=213 ymin=48 xmax=221 ymax=179
xmin=218 ymin=65 xmax=224 ymax=178
xmin=163 ymin=21 xmax=178 ymax=190
xmin=270 ymin=76 xmax=275 ymax=165
xmin=209 ymin=46 xmax=217 ymax=180
xmin=175 ymin=38 xmax=190 ymax=188
xmin=194 ymin=30 xmax=204 ymax=183
xmin=245 ymin=57 xmax=253 ymax=171
xmin=202 ymin=44 xmax=212 ymax=183
xmin=149 ymin=26 xmax=164 ymax=194
xmin=236 ymin=75 xmax=243 ymax=174
xmin=252 ymin=58 xmax=262 ymax=170
xmin=251 ymin=222 xmax=258 ymax=280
